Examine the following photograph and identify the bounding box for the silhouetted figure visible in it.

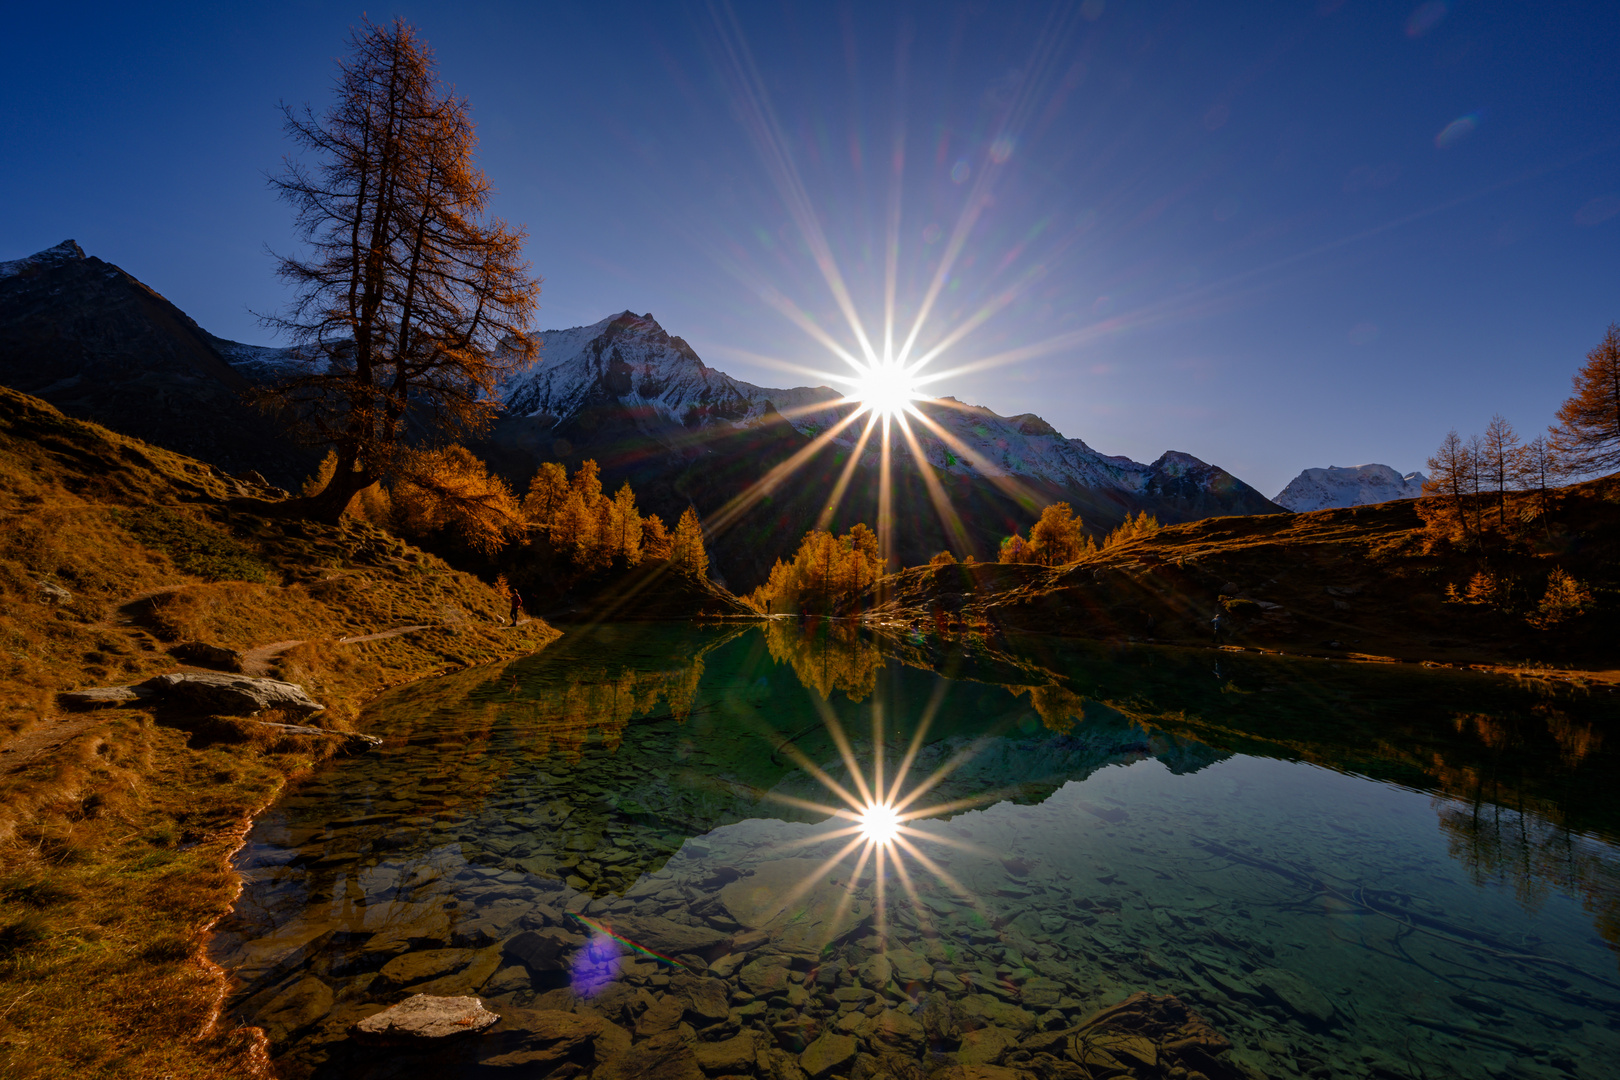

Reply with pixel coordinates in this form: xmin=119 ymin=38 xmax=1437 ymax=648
xmin=510 ymin=588 xmax=523 ymax=625
xmin=1211 ymin=611 xmax=1226 ymax=642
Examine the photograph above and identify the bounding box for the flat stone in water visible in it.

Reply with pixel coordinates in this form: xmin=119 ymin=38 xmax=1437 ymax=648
xmin=351 ymin=994 xmax=498 ymax=1043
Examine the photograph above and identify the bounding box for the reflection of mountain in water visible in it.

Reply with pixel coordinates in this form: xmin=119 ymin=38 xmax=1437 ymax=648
xmin=328 ymin=622 xmax=1227 ymax=898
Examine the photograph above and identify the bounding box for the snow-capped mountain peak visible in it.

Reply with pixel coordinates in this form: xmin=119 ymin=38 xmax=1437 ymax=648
xmin=0 ymin=239 xmax=85 ymax=280
xmin=1272 ymin=464 xmax=1427 ymax=512
xmin=491 ymin=311 xmax=1277 ymax=511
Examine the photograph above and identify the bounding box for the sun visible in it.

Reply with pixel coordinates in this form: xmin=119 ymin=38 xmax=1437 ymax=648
xmin=857 ymin=800 xmax=902 ymax=845
xmin=849 ymin=361 xmax=924 ymax=420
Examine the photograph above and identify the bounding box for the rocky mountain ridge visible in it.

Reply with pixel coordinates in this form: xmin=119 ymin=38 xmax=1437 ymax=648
xmin=0 ymin=239 xmax=314 ymax=486
xmin=498 ymin=311 xmax=1281 ymax=512
xmin=1272 ymin=463 xmax=1427 ymax=512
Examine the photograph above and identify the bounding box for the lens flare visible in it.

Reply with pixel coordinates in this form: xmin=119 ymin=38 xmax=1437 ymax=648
xmin=857 ymin=800 xmax=902 ymax=845
xmin=847 ymin=362 xmax=923 ymax=421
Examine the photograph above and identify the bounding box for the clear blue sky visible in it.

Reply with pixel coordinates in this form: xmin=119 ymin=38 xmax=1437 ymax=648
xmin=4 ymin=1 xmax=1618 ymax=497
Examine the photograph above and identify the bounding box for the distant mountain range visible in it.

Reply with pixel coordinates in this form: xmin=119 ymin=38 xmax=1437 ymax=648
xmin=0 ymin=241 xmax=1283 ymax=586
xmin=1272 ymin=464 xmax=1428 ymax=512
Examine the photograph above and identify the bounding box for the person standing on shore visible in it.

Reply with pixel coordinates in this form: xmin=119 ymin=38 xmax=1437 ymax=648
xmin=1211 ymin=611 xmax=1226 ymax=642
xmin=509 ymin=586 xmax=523 ymax=626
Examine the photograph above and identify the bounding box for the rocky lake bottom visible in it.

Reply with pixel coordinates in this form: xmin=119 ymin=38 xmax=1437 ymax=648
xmin=210 ymin=623 xmax=1620 ymax=1080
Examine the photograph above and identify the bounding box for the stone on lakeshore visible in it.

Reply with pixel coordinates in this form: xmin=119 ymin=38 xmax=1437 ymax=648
xmin=1254 ymin=967 xmax=1336 ymax=1026
xmin=171 ymin=640 xmax=244 ymax=671
xmin=58 ymin=684 xmax=150 ymax=708
xmin=141 ymin=671 xmax=325 ymax=715
xmin=693 ymin=1032 xmax=758 ymax=1075
xmin=350 ymin=994 xmax=498 ymax=1043
xmin=258 ymin=976 xmax=333 ymax=1044
xmin=594 ymin=1030 xmax=705 ymax=1080
xmin=635 ymin=993 xmax=687 ymax=1037
xmin=799 ymin=1031 xmax=858 ymax=1079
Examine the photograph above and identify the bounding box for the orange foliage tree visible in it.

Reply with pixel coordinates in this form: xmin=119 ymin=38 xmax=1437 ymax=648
xmin=261 ymin=19 xmax=540 ymax=522
xmin=1551 ymin=322 xmax=1620 ymax=476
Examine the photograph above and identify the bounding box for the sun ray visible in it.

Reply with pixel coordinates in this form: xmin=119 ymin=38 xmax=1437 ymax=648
xmin=893 ymin=411 xmax=974 ymax=556
xmin=815 ymin=411 xmax=880 ymax=532
xmin=701 ymin=407 xmax=867 ymax=537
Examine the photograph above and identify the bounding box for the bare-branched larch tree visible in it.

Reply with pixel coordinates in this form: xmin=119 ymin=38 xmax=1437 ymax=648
xmin=261 ymin=18 xmax=540 ymax=521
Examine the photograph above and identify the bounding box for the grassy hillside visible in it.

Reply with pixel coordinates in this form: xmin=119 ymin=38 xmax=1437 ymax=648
xmin=864 ymin=481 xmax=1619 ymax=673
xmin=0 ymin=386 xmax=559 ymax=1078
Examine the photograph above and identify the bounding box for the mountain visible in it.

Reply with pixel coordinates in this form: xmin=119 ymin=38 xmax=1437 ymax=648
xmin=0 ymin=240 xmax=314 ymax=487
xmin=1272 ymin=463 xmax=1428 ymax=512
xmin=0 ymin=239 xmax=1279 ymax=589
xmin=476 ymin=311 xmax=1281 ymax=585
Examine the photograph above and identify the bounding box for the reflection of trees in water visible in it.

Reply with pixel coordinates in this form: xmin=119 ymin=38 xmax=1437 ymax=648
xmin=1435 ymin=709 xmax=1620 ymax=959
xmin=763 ymin=618 xmax=882 ymax=702
xmin=1009 ymin=682 xmax=1089 ymax=734
xmin=502 ymin=660 xmax=706 ymax=760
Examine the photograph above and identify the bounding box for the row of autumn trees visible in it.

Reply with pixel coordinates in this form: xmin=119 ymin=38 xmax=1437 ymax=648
xmin=320 ymin=446 xmax=709 ymax=577
xmin=1423 ymin=323 xmax=1620 ymax=543
xmin=994 ymin=504 xmax=1160 ymax=566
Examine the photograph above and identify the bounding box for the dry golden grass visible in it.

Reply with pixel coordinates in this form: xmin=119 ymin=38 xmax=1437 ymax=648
xmin=0 ymin=388 xmax=560 ymax=1077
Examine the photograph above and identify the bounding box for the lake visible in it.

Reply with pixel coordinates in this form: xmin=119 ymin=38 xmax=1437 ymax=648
xmin=211 ymin=621 xmax=1620 ymax=1080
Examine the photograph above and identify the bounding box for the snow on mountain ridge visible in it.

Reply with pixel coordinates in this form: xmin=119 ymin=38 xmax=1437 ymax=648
xmin=495 ymin=311 xmax=1258 ymax=501
xmin=1272 ymin=464 xmax=1428 ymax=512
xmin=0 ymin=239 xmax=86 ymax=280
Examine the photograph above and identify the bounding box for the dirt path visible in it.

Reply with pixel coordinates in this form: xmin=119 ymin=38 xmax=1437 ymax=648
xmin=0 ymin=715 xmax=111 ymax=773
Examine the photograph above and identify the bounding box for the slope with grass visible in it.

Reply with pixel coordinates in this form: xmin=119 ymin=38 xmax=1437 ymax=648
xmin=863 ymin=480 xmax=1619 ymax=673
xmin=0 ymin=386 xmax=559 ymax=1078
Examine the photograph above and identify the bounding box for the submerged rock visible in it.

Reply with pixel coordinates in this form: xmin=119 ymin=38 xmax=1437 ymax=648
xmin=350 ymin=994 xmax=499 ymax=1043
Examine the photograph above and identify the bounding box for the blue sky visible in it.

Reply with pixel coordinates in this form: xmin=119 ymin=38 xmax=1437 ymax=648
xmin=4 ymin=1 xmax=1618 ymax=497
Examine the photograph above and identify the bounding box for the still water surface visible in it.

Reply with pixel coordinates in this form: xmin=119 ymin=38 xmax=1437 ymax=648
xmin=213 ymin=622 xmax=1620 ymax=1079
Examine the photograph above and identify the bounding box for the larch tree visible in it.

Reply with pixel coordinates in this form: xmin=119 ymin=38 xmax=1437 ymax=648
xmin=262 ymin=18 xmax=540 ymax=522
xmin=671 ymin=507 xmax=709 ymax=580
xmin=1480 ymin=414 xmax=1520 ymax=529
xmin=1029 ymin=502 xmax=1087 ymax=566
xmin=1551 ymin=323 xmax=1620 ymax=476
xmin=1423 ymin=429 xmax=1475 ymax=542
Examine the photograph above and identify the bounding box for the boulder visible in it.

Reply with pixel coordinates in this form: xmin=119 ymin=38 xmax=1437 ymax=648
xmin=350 ymin=994 xmax=499 ymax=1043
xmin=58 ymin=685 xmax=151 ymax=708
xmin=35 ymin=580 xmax=71 ymax=604
xmin=171 ymin=640 xmax=244 ymax=671
xmin=140 ymin=672 xmax=324 ymax=715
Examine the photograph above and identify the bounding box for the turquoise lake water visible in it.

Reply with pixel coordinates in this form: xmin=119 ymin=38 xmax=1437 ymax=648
xmin=212 ymin=621 xmax=1620 ymax=1079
